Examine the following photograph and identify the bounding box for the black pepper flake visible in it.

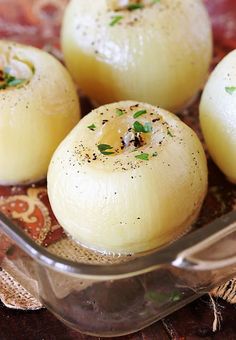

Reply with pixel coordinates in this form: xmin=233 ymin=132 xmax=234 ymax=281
xmin=130 ymin=104 xmax=139 ymax=110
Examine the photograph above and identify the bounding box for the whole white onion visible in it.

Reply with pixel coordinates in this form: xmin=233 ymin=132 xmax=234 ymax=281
xmin=61 ymin=0 xmax=212 ymax=111
xmin=0 ymin=40 xmax=80 ymax=185
xmin=48 ymin=101 xmax=208 ymax=254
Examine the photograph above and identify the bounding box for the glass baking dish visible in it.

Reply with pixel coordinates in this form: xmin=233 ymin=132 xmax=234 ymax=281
xmin=0 ymin=0 xmax=236 ymax=337
xmin=0 ymin=209 xmax=236 ymax=337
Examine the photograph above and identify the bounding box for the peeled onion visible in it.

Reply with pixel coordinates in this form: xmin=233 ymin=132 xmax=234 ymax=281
xmin=61 ymin=0 xmax=212 ymax=112
xmin=48 ymin=101 xmax=207 ymax=254
xmin=0 ymin=40 xmax=80 ymax=185
xmin=200 ymin=50 xmax=236 ymax=183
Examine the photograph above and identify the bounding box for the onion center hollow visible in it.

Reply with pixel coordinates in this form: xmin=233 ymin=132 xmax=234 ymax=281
xmin=0 ymin=54 xmax=34 ymax=90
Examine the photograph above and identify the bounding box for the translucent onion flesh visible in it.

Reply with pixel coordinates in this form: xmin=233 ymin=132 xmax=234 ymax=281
xmin=0 ymin=40 xmax=80 ymax=185
xmin=48 ymin=101 xmax=208 ymax=254
xmin=200 ymin=50 xmax=236 ymax=184
xmin=61 ymin=0 xmax=212 ymax=112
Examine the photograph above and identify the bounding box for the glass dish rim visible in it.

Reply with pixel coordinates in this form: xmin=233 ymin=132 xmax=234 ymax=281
xmin=0 ymin=210 xmax=236 ymax=280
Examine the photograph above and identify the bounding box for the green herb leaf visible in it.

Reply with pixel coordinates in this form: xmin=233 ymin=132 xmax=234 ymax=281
xmin=100 ymin=151 xmax=115 ymax=155
xmin=98 ymin=144 xmax=114 ymax=155
xmin=0 ymin=67 xmax=26 ymax=89
xmin=133 ymin=121 xmax=152 ymax=133
xmin=225 ymin=86 xmax=236 ymax=95
xmin=7 ymin=78 xmax=25 ymax=87
xmin=110 ymin=15 xmax=123 ymax=26
xmin=135 ymin=153 xmax=149 ymax=161
xmin=143 ymin=122 xmax=153 ymax=133
xmin=116 ymin=108 xmax=125 ymax=116
xmin=133 ymin=121 xmax=145 ymax=133
xmin=87 ymin=124 xmax=96 ymax=131
xmin=146 ymin=290 xmax=182 ymax=303
xmin=133 ymin=109 xmax=147 ymax=119
xmin=171 ymin=291 xmax=182 ymax=302
xmin=167 ymin=128 xmax=174 ymax=137
xmin=146 ymin=291 xmax=167 ymax=303
xmin=127 ymin=3 xmax=144 ymax=10
xmin=3 ymin=68 xmax=15 ymax=83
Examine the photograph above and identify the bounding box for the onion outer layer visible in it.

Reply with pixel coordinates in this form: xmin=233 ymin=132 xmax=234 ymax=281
xmin=61 ymin=0 xmax=212 ymax=112
xmin=0 ymin=40 xmax=80 ymax=185
xmin=200 ymin=50 xmax=236 ymax=184
xmin=48 ymin=101 xmax=208 ymax=254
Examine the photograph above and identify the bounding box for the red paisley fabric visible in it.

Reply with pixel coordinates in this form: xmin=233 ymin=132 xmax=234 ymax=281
xmin=205 ymin=0 xmax=236 ymax=50
xmin=0 ymin=0 xmax=68 ymax=49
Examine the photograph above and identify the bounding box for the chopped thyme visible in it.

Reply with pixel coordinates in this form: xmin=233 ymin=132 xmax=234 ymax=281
xmin=133 ymin=121 xmax=144 ymax=132
xmin=97 ymin=144 xmax=114 ymax=155
xmin=87 ymin=124 xmax=96 ymax=131
xmin=133 ymin=109 xmax=147 ymax=119
xmin=225 ymin=86 xmax=236 ymax=95
xmin=116 ymin=108 xmax=125 ymax=116
xmin=135 ymin=153 xmax=149 ymax=161
xmin=171 ymin=292 xmax=182 ymax=302
xmin=143 ymin=122 xmax=153 ymax=133
xmin=133 ymin=121 xmax=153 ymax=133
xmin=167 ymin=128 xmax=174 ymax=137
xmin=146 ymin=291 xmax=182 ymax=303
xmin=110 ymin=15 xmax=123 ymax=26
xmin=0 ymin=67 xmax=26 ymax=90
xmin=7 ymin=78 xmax=25 ymax=87
xmin=127 ymin=3 xmax=144 ymax=10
